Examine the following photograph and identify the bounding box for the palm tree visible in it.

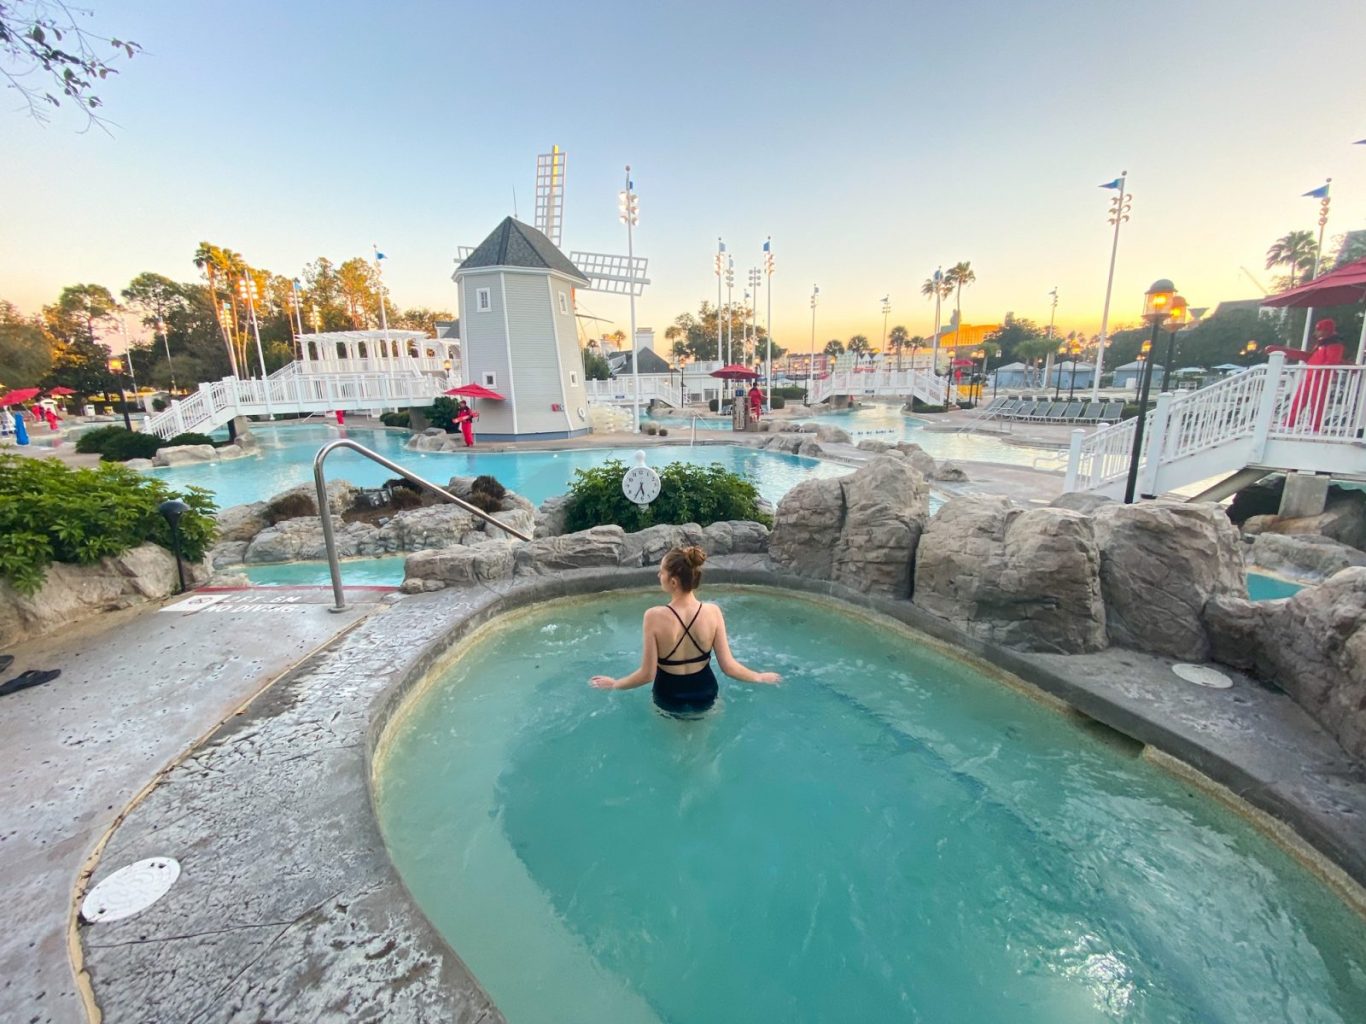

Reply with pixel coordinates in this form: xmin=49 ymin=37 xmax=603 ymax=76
xmin=847 ymin=335 xmax=871 ymax=367
xmin=888 ymin=325 xmax=908 ymax=370
xmin=823 ymin=338 xmax=845 ymax=358
xmin=943 ymin=261 xmax=976 ymax=352
xmin=1265 ymin=230 xmax=1317 ymax=288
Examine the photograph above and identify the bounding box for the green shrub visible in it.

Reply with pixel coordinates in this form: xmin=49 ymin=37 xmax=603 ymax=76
xmin=429 ymin=397 xmax=460 ymax=432
xmin=0 ymin=454 xmax=216 ymax=595
xmin=770 ymin=395 xmax=786 ymax=410
xmin=163 ymin=432 xmax=217 ymax=449
xmin=708 ymin=398 xmax=720 ymax=412
xmin=99 ymin=432 xmax=163 ymax=461
xmin=75 ymin=425 xmax=131 ymax=454
xmin=466 ymin=491 xmax=503 ymax=514
xmin=471 ymin=475 xmax=506 ymax=502
xmin=563 ymin=459 xmax=771 ymax=534
xmin=380 ymin=410 xmax=411 ymax=428
xmin=908 ymin=398 xmax=948 ymax=414
xmin=152 ymin=398 xmax=168 ymax=412
xmin=774 ymin=386 xmax=807 ymax=401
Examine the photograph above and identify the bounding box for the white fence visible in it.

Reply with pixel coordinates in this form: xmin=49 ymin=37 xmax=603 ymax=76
xmin=585 ymin=376 xmax=684 ymax=408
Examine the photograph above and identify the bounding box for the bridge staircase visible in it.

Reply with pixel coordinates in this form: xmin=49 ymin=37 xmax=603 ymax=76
xmin=809 ymin=366 xmax=950 ymax=406
xmin=1063 ymin=354 xmax=1366 ymax=500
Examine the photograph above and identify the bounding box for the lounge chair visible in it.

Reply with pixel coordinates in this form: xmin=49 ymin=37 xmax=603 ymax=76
xmin=1012 ymin=400 xmax=1038 ymax=421
xmin=1078 ymin=401 xmax=1104 ymax=424
xmin=1031 ymin=401 xmax=1063 ymax=421
xmin=1099 ymin=400 xmax=1125 ymax=422
xmin=996 ymin=398 xmax=1021 ymax=419
xmin=1059 ymin=400 xmax=1084 ymax=422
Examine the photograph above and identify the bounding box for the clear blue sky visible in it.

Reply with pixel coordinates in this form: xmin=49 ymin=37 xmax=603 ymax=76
xmin=3 ymin=0 xmax=1364 ymax=351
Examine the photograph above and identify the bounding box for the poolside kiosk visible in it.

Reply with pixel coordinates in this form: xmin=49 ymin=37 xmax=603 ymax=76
xmin=452 ymin=217 xmax=593 ymax=441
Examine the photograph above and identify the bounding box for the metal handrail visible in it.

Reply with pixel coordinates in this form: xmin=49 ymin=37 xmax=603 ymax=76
xmin=312 ymin=438 xmax=533 ymax=611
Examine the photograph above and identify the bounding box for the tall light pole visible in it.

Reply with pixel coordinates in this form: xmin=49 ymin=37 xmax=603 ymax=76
xmin=1093 ymin=172 xmax=1131 ymax=401
xmin=808 ymin=285 xmax=819 ymax=405
xmin=1161 ymin=295 xmax=1189 ymax=392
xmin=154 ymin=317 xmax=176 ymax=392
xmin=290 ymin=279 xmax=306 ymax=356
xmin=372 ymin=245 xmax=395 ymax=365
xmin=763 ymin=238 xmax=774 ymax=412
xmin=1045 ymin=286 xmax=1059 ymax=390
xmin=748 ymin=266 xmax=761 ymax=368
xmin=881 ymin=295 xmax=891 ymax=366
xmin=724 ymin=255 xmax=735 ymax=366
xmin=237 ymin=276 xmax=273 ymax=419
xmin=931 ymin=267 xmax=944 ymax=370
xmin=742 ymin=289 xmax=751 ymax=364
xmin=221 ymin=299 xmax=240 ymax=378
xmin=1124 ymin=279 xmax=1174 ymax=504
xmin=618 ymin=167 xmax=641 ymax=431
xmin=714 ymin=238 xmax=726 ymax=366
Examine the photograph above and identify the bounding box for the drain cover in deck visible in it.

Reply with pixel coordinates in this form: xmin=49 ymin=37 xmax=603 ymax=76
xmin=81 ymin=857 xmax=181 ymax=923
xmin=1172 ymin=663 xmax=1232 ymax=689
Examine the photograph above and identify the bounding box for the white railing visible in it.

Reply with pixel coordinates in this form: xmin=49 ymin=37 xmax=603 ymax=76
xmin=809 ymin=366 xmax=947 ymax=405
xmin=143 ymin=371 xmax=447 ymax=439
xmin=1064 ymin=355 xmax=1366 ymax=495
xmin=585 ymin=376 xmax=684 ymax=407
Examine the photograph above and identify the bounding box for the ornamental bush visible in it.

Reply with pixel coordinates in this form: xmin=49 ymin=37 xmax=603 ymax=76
xmin=163 ymin=432 xmax=218 ymax=448
xmin=74 ymin=425 xmax=131 ymax=454
xmin=98 ymin=431 xmax=163 ymax=461
xmin=380 ymin=411 xmax=411 ymax=428
xmin=563 ymin=459 xmax=771 ymax=534
xmin=0 ymin=455 xmax=217 ymax=595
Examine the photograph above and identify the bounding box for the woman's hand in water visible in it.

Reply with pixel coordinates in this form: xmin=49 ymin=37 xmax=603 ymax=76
xmin=753 ymin=671 xmax=782 ymax=684
xmin=589 ymin=675 xmax=618 ymax=690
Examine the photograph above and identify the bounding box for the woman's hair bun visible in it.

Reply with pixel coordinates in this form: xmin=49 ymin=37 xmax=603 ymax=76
xmin=682 ymin=545 xmax=707 ymax=568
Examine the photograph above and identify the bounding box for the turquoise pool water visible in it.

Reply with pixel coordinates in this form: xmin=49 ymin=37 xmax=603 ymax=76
xmin=1247 ymin=571 xmax=1306 ymax=601
xmin=376 ymin=591 xmax=1366 ymax=1024
xmin=242 ymin=556 xmax=403 ymax=587
xmin=149 ymin=425 xmax=853 ymax=511
xmin=648 ymin=405 xmax=1063 ymax=467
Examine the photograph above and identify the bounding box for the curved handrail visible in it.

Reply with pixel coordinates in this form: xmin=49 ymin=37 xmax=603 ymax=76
xmin=312 ymin=438 xmax=533 ymax=611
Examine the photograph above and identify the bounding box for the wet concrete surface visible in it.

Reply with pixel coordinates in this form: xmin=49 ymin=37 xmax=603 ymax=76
xmin=0 ymin=587 xmax=380 ymax=1024
xmin=69 ymin=561 xmax=1366 ymax=1024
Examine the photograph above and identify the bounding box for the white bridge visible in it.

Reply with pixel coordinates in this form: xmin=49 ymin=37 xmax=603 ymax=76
xmin=809 ymin=366 xmax=952 ymax=406
xmin=1063 ymin=353 xmax=1366 ymax=500
xmin=585 ymin=376 xmax=684 ymax=408
xmin=143 ymin=362 xmax=449 ymax=440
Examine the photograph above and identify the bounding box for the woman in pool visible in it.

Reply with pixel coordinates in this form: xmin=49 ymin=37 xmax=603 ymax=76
xmin=591 ymin=546 xmax=781 ymax=710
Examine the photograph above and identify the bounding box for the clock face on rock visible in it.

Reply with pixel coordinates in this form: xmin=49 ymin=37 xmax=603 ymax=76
xmin=622 ymin=465 xmax=662 ymax=505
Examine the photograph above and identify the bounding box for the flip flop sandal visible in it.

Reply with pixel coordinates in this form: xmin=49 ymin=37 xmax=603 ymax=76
xmin=0 ymin=669 xmax=61 ymax=697
xmin=0 ymin=654 xmax=12 ymax=674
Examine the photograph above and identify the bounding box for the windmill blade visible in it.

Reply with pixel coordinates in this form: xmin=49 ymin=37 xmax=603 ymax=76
xmin=570 ymin=251 xmax=650 ymax=296
xmin=535 ymin=146 xmax=567 ymax=246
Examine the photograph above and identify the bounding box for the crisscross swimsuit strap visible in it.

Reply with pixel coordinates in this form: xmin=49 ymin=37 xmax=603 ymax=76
xmin=657 ymin=604 xmax=712 ymax=666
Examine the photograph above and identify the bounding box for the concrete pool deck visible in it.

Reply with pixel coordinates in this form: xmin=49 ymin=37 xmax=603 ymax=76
xmin=0 ymin=586 xmax=385 ymax=1024
xmin=56 ymin=562 xmax=1366 ymax=1024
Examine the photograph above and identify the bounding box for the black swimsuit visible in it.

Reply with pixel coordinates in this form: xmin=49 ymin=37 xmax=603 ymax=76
xmin=653 ymin=604 xmax=718 ymax=712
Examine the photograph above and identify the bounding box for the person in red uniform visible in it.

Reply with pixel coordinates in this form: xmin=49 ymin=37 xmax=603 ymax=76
xmin=454 ymin=399 xmax=478 ymax=447
xmin=747 ymin=383 xmax=763 ymax=421
xmin=1266 ymin=318 xmax=1349 ymax=432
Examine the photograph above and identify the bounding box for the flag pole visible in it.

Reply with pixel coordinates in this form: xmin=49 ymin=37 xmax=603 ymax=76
xmin=1298 ymin=180 xmax=1331 ymax=350
xmin=1092 ymin=172 xmax=1128 ymax=403
xmin=765 ymin=237 xmax=773 ymax=414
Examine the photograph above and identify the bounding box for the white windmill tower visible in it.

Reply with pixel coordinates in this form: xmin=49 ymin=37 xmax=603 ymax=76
xmin=452 ymin=147 xmax=652 ymax=440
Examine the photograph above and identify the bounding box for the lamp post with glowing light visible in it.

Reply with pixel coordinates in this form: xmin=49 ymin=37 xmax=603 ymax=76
xmin=1241 ymin=340 xmax=1259 ymax=364
xmin=107 ymin=356 xmax=132 ymax=430
xmin=1160 ymin=295 xmax=1189 ymax=392
xmin=1123 ymin=279 xmax=1175 ymax=504
xmin=619 ymin=167 xmax=641 ymax=432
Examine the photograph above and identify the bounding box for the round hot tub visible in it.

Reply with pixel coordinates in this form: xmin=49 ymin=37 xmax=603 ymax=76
xmin=374 ymin=590 xmax=1366 ymax=1023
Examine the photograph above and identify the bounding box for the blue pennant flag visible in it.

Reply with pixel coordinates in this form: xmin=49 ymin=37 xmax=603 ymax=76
xmin=375 ymin=250 xmax=387 ymax=260
xmin=718 ymin=241 xmax=726 ymax=252
xmin=762 ymin=240 xmax=771 ymax=252
xmin=1302 ymin=184 xmax=1329 ymax=199
xmin=1356 ymin=139 xmax=1366 ymax=145
xmin=1098 ymin=177 xmax=1123 ymax=189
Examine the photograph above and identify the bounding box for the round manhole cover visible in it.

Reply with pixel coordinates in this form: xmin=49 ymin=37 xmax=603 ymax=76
xmin=1172 ymin=663 xmax=1233 ymax=689
xmin=81 ymin=857 xmax=181 ymax=923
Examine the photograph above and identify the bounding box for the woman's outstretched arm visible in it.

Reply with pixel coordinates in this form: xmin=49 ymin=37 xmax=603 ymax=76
xmin=591 ymin=611 xmax=659 ymax=690
xmin=712 ymin=608 xmax=781 ymax=684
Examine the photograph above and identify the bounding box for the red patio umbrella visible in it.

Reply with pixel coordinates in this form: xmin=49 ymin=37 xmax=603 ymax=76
xmin=444 ymin=383 xmax=506 ymax=400
xmin=47 ymin=386 xmax=76 ymax=396
xmin=0 ymin=387 xmax=42 ymax=406
xmin=1263 ymin=256 xmax=1366 ymax=362
xmin=709 ymin=364 xmax=759 ymax=380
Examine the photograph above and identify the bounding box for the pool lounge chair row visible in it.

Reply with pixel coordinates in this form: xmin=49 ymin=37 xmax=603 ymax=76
xmin=975 ymin=397 xmax=1126 ymax=424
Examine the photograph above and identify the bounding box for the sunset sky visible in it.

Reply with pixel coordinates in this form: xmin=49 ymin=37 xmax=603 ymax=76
xmin=3 ymin=0 xmax=1364 ymax=353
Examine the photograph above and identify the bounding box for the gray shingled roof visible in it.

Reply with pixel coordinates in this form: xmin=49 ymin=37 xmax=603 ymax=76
xmin=456 ymin=217 xmax=589 ymax=284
